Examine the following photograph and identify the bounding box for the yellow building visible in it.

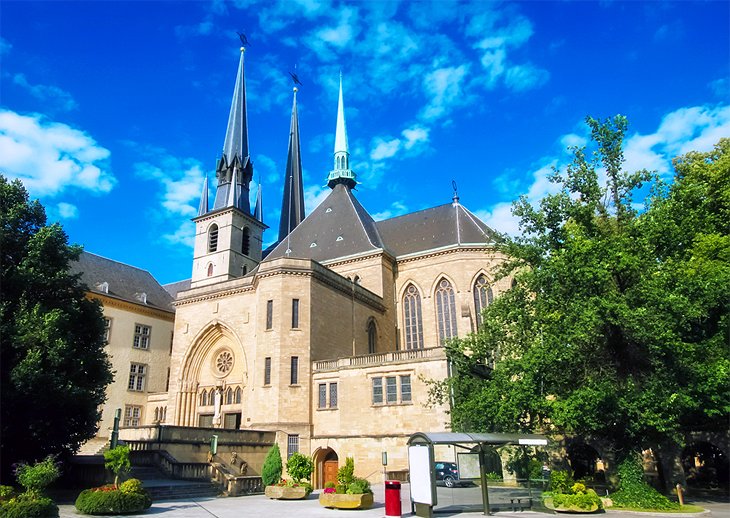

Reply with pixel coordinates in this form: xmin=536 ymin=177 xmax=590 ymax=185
xmin=72 ymin=252 xmax=174 ymax=454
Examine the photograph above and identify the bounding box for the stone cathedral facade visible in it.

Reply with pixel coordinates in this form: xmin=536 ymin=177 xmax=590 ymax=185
xmin=126 ymin=47 xmax=511 ymax=487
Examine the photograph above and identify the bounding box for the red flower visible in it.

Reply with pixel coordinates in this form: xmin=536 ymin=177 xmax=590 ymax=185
xmin=324 ymin=487 xmax=335 ymax=494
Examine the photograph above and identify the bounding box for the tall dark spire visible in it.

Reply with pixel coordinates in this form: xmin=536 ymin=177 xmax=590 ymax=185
xmin=213 ymin=46 xmax=253 ymax=212
xmin=278 ymin=87 xmax=305 ymax=242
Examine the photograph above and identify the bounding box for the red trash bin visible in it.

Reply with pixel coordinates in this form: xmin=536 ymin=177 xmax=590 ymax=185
xmin=385 ymin=480 xmax=402 ymax=518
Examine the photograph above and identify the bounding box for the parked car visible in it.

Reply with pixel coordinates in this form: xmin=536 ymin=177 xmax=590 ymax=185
xmin=434 ymin=461 xmax=464 ymax=488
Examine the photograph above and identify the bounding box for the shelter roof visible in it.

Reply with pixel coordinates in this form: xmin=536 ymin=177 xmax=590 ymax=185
xmin=408 ymin=432 xmax=548 ymax=447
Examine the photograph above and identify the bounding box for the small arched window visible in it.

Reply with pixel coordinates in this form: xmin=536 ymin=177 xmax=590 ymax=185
xmin=208 ymin=224 xmax=219 ymax=253
xmin=234 ymin=387 xmax=242 ymax=404
xmin=353 ymin=275 xmax=361 ymax=285
xmin=207 ymin=263 xmax=214 ymax=277
xmin=225 ymin=388 xmax=233 ymax=405
xmin=154 ymin=407 xmax=159 ymax=422
xmin=403 ymin=284 xmax=424 ymax=350
xmin=473 ymin=274 xmax=494 ymax=330
xmin=367 ymin=319 xmax=377 ymax=354
xmin=200 ymin=389 xmax=208 ymax=406
xmin=435 ymin=278 xmax=458 ymax=345
xmin=242 ymin=227 xmax=250 ymax=256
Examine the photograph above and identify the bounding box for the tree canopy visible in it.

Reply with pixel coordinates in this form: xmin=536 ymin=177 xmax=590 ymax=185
xmin=442 ymin=118 xmax=729 ymax=465
xmin=0 ymin=176 xmax=113 ymax=482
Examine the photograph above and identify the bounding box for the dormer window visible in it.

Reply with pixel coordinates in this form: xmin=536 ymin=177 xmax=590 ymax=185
xmin=336 ymin=236 xmax=343 ymax=242
xmin=135 ymin=292 xmax=148 ymax=304
xmin=310 ymin=242 xmax=317 ymax=248
xmin=96 ymin=281 xmax=109 ymax=294
xmin=325 ymin=208 xmax=332 ymax=213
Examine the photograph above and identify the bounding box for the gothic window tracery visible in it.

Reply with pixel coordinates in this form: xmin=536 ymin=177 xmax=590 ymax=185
xmin=435 ymin=278 xmax=458 ymax=345
xmin=473 ymin=274 xmax=494 ymax=330
xmin=403 ymin=284 xmax=424 ymax=350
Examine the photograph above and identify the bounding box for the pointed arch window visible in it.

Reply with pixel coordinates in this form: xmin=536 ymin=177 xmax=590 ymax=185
xmin=200 ymin=389 xmax=208 ymax=406
xmin=367 ymin=319 xmax=377 ymax=354
xmin=234 ymin=387 xmax=242 ymax=404
xmin=242 ymin=227 xmax=250 ymax=256
xmin=225 ymin=387 xmax=233 ymax=405
xmin=403 ymin=284 xmax=424 ymax=350
xmin=473 ymin=274 xmax=494 ymax=330
xmin=208 ymin=224 xmax=219 ymax=252
xmin=435 ymin=278 xmax=458 ymax=345
xmin=207 ymin=263 xmax=214 ymax=277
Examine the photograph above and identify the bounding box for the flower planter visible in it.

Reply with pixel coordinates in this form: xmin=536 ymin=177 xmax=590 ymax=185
xmin=265 ymin=485 xmax=308 ymax=500
xmin=543 ymin=496 xmax=600 ymax=513
xmin=319 ymin=492 xmax=374 ymax=510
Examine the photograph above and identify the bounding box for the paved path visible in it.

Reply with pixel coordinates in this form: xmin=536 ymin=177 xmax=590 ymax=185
xmin=58 ymin=483 xmax=727 ymax=518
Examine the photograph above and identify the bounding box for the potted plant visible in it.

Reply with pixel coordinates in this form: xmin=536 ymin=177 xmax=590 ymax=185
xmin=265 ymin=452 xmax=314 ymax=500
xmin=542 ymin=474 xmax=603 ymax=514
xmin=0 ymin=456 xmax=60 ymax=518
xmin=319 ymin=457 xmax=374 ymax=510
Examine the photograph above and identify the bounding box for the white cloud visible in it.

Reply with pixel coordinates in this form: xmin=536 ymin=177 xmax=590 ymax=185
xmin=255 ymin=153 xmax=279 ymax=184
xmin=421 ymin=65 xmax=470 ymax=121
xmin=369 ymin=125 xmax=430 ymax=163
xmin=402 ymin=125 xmax=429 ymax=149
xmin=0 ymin=109 xmax=114 ymax=197
xmin=371 ymin=201 xmax=408 ymax=221
xmin=504 ymin=64 xmax=549 ymax=92
xmin=12 ymin=73 xmax=78 ymax=112
xmin=560 ymin=133 xmax=588 ymax=149
xmin=370 ymin=138 xmax=401 ymax=160
xmin=56 ymin=202 xmax=79 ymax=219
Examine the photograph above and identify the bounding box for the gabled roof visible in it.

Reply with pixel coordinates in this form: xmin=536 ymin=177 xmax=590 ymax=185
xmin=265 ymin=183 xmax=384 ymax=262
xmin=71 ymin=252 xmax=174 ymax=313
xmin=163 ymin=279 xmax=192 ymax=299
xmin=375 ymin=202 xmax=499 ymax=257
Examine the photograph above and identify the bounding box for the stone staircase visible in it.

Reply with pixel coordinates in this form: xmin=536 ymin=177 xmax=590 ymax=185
xmin=130 ymin=466 xmax=220 ymax=500
xmin=76 ymin=437 xmax=110 ymax=456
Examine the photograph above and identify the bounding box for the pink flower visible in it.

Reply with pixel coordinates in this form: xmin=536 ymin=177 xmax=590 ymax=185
xmin=324 ymin=487 xmax=335 ymax=494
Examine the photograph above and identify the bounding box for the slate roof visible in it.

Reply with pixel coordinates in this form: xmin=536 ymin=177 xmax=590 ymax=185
xmin=265 ymin=183 xmax=385 ymax=262
xmin=163 ymin=279 xmax=192 ymax=299
xmin=70 ymin=252 xmax=174 ymax=313
xmin=375 ymin=202 xmax=500 ymax=257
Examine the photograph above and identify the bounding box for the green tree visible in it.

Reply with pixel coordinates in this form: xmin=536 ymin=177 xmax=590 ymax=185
xmin=0 ymin=176 xmax=113 ymax=482
xmin=104 ymin=446 xmax=131 ymax=487
xmin=441 ymin=120 xmax=729 ymax=481
xmin=261 ymin=444 xmax=283 ymax=486
xmin=285 ymin=452 xmax=313 ymax=482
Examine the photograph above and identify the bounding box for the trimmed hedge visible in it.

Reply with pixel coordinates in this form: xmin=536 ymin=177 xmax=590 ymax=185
xmin=550 ymin=489 xmax=603 ymax=512
xmin=0 ymin=495 xmax=58 ymax=518
xmin=75 ymin=488 xmax=152 ymax=515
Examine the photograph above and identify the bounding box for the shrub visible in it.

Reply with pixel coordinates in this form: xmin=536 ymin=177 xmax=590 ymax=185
xmin=0 ymin=495 xmax=58 ymax=518
xmin=486 ymin=472 xmax=502 ymax=481
xmin=346 ymin=477 xmax=372 ymax=495
xmin=336 ymin=457 xmax=355 ymax=487
xmin=75 ymin=487 xmax=151 ymax=515
xmin=14 ymin=457 xmax=60 ymax=498
xmin=261 ymin=444 xmax=283 ymax=487
xmin=0 ymin=486 xmax=14 ymax=503
xmin=551 ymin=489 xmax=603 ymax=512
xmin=286 ymin=452 xmax=314 ymax=482
xmin=301 ymin=481 xmax=313 ymax=496
xmin=335 ymin=484 xmax=347 ymax=494
xmin=118 ymin=478 xmax=144 ymax=495
xmin=103 ymin=446 xmax=131 ymax=487
xmin=611 ymin=455 xmax=678 ymax=510
xmin=550 ymin=470 xmax=574 ymax=494
xmin=571 ymin=482 xmax=587 ymax=494
xmin=324 ymin=481 xmax=336 ymax=489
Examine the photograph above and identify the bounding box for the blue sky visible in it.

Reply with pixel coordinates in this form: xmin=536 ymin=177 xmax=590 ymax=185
xmin=1 ymin=0 xmax=728 ymax=284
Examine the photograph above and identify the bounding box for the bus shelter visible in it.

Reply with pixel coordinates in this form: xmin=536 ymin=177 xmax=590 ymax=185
xmin=407 ymin=432 xmax=549 ymax=517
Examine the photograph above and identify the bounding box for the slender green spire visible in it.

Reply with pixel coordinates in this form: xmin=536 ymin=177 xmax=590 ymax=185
xmin=327 ymin=73 xmax=356 ymax=189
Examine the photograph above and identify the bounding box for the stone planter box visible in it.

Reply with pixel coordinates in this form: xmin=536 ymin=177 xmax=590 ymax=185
xmin=319 ymin=492 xmax=374 ymax=509
xmin=265 ymin=485 xmax=308 ymax=500
xmin=543 ymin=496 xmax=600 ymax=513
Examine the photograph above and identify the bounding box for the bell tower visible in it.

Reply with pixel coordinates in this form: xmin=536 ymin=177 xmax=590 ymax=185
xmin=191 ymin=46 xmax=266 ymax=288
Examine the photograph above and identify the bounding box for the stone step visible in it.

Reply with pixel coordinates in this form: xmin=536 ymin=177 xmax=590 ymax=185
xmin=130 ymin=466 xmax=168 ymax=480
xmin=145 ymin=483 xmax=221 ymax=501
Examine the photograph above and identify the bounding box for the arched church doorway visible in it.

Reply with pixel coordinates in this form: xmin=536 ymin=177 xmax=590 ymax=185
xmin=313 ymin=447 xmax=339 ymax=489
xmin=682 ymin=441 xmax=729 ymax=492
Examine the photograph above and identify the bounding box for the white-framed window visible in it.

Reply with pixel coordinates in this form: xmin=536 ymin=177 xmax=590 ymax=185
xmin=133 ymin=324 xmax=151 ymax=350
xmin=124 ymin=405 xmax=142 ymax=426
xmin=372 ymin=374 xmax=412 ymax=405
xmin=128 ymin=363 xmax=146 ymax=391
xmin=103 ymin=317 xmax=112 ymax=343
xmin=287 ymin=434 xmax=299 ymax=459
xmin=435 ymin=278 xmax=458 ymax=345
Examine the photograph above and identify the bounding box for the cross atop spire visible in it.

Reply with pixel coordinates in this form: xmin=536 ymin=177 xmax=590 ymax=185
xmin=327 ymin=73 xmax=357 ymax=189
xmin=213 ymin=46 xmax=253 ymax=212
xmin=279 ymin=87 xmax=305 ymax=241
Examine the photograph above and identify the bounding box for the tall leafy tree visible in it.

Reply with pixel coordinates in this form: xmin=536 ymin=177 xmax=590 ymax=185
xmin=0 ymin=176 xmax=113 ymax=482
xmin=442 ymin=119 xmax=729 ymax=475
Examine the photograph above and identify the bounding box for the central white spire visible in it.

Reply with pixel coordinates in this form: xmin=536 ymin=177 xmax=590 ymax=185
xmin=328 ymin=73 xmax=357 ymax=189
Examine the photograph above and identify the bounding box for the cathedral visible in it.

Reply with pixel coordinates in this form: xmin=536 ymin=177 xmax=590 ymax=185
xmin=79 ymin=45 xmax=513 ymax=487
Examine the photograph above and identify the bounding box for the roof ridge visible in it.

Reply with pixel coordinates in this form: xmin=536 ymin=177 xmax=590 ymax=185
xmin=82 ymin=251 xmax=156 ymax=277
xmin=459 ymin=204 xmax=498 ymax=240
xmin=344 ymin=187 xmax=381 ymax=249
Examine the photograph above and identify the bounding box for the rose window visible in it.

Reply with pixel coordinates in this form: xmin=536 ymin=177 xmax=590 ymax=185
xmin=215 ymin=350 xmax=234 ymax=375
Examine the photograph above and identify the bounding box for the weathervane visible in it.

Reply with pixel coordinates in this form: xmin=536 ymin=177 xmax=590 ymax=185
xmin=452 ymin=180 xmax=459 ymax=204
xmin=236 ymin=31 xmax=249 ymax=48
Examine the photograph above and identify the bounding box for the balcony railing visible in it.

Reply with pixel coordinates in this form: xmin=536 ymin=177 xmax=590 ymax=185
xmin=313 ymin=346 xmax=446 ymax=372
